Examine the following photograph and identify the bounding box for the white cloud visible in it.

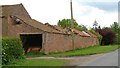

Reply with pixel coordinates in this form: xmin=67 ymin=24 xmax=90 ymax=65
xmin=76 ymin=11 xmax=117 ymax=28
xmin=72 ymin=1 xmax=118 ymax=27
xmin=0 ymin=0 xmax=118 ymax=28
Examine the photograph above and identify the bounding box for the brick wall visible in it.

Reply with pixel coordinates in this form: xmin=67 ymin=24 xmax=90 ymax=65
xmin=43 ymin=33 xmax=73 ymax=54
xmin=43 ymin=33 xmax=99 ymax=53
xmin=1 ymin=17 xmax=8 ymax=36
xmin=3 ymin=16 xmax=99 ymax=53
xmin=74 ymin=35 xmax=98 ymax=49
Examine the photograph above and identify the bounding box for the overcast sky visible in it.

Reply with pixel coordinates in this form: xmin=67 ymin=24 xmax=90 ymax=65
xmin=0 ymin=0 xmax=119 ymax=28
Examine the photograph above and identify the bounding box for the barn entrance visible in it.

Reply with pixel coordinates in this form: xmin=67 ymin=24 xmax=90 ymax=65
xmin=20 ymin=34 xmax=42 ymax=53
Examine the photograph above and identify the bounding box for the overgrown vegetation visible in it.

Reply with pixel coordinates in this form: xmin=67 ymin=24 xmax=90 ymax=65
xmin=58 ymin=19 xmax=78 ymax=28
xmin=2 ymin=37 xmax=24 ymax=65
xmin=58 ymin=19 xmax=88 ymax=31
xmin=92 ymin=21 xmax=119 ymax=45
xmin=110 ymin=22 xmax=120 ymax=44
xmin=26 ymin=45 xmax=119 ymax=57
xmin=96 ymin=29 xmax=116 ymax=45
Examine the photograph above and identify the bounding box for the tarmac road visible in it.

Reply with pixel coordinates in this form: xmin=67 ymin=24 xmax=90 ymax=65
xmin=27 ymin=49 xmax=120 ymax=68
xmin=78 ymin=49 xmax=119 ymax=66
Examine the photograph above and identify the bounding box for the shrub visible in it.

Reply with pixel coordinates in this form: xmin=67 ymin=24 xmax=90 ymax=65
xmin=97 ymin=33 xmax=102 ymax=45
xmin=96 ymin=29 xmax=116 ymax=45
xmin=2 ymin=37 xmax=24 ymax=65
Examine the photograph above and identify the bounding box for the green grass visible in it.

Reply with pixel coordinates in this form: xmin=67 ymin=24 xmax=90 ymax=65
xmin=26 ymin=45 xmax=119 ymax=57
xmin=3 ymin=59 xmax=68 ymax=66
xmin=3 ymin=45 xmax=119 ymax=67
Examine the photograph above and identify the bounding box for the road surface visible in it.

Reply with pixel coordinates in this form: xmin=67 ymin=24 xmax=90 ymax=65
xmin=77 ymin=49 xmax=119 ymax=66
xmin=27 ymin=49 xmax=119 ymax=67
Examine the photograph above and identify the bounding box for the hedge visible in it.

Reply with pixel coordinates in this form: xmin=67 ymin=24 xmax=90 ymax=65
xmin=2 ymin=37 xmax=24 ymax=65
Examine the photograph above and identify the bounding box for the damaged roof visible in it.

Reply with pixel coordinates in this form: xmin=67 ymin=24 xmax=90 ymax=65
xmin=0 ymin=4 xmax=63 ymax=33
xmin=86 ymin=31 xmax=98 ymax=38
xmin=72 ymin=29 xmax=90 ymax=37
xmin=45 ymin=23 xmax=69 ymax=34
xmin=0 ymin=4 xmax=98 ymax=37
xmin=12 ymin=15 xmax=62 ymax=33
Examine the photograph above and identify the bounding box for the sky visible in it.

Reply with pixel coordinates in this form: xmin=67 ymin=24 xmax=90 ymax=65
xmin=0 ymin=0 xmax=119 ymax=28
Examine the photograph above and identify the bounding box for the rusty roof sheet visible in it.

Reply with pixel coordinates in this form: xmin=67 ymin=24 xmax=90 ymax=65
xmin=72 ymin=29 xmax=90 ymax=37
xmin=86 ymin=31 xmax=98 ymax=38
xmin=82 ymin=31 xmax=91 ymax=37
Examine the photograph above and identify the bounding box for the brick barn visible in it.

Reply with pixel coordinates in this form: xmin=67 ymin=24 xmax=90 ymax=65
xmin=0 ymin=4 xmax=99 ymax=54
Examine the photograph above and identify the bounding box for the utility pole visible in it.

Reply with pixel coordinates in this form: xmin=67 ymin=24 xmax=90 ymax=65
xmin=70 ymin=0 xmax=75 ymax=50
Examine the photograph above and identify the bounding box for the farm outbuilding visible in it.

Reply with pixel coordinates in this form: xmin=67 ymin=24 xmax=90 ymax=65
xmin=0 ymin=4 xmax=99 ymax=54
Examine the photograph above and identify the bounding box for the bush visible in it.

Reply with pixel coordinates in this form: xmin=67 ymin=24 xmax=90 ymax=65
xmin=97 ymin=33 xmax=102 ymax=45
xmin=2 ymin=37 xmax=24 ymax=65
xmin=96 ymin=29 xmax=116 ymax=45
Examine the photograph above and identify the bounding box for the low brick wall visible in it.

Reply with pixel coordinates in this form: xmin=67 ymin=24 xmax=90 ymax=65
xmin=43 ymin=33 xmax=72 ymax=54
xmin=43 ymin=33 xmax=99 ymax=53
xmin=74 ymin=35 xmax=98 ymax=49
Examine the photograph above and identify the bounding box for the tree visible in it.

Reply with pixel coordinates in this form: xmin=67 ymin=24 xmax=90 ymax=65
xmin=110 ymin=22 xmax=120 ymax=33
xmin=57 ymin=19 xmax=78 ymax=28
xmin=110 ymin=22 xmax=120 ymax=44
xmin=58 ymin=19 xmax=88 ymax=31
xmin=98 ymin=26 xmax=101 ymax=29
xmin=93 ymin=20 xmax=98 ymax=30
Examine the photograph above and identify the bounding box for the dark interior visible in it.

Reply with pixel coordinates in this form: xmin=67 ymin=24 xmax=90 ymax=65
xmin=20 ymin=34 xmax=42 ymax=53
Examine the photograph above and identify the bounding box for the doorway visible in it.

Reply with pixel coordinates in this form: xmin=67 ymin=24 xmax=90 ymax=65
xmin=20 ymin=34 xmax=42 ymax=53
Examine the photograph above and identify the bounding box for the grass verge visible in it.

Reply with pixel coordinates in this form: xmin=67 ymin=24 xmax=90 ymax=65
xmin=3 ymin=59 xmax=68 ymax=67
xmin=26 ymin=45 xmax=119 ymax=57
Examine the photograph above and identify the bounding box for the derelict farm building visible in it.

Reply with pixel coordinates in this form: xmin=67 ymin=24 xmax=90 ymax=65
xmin=0 ymin=4 xmax=99 ymax=54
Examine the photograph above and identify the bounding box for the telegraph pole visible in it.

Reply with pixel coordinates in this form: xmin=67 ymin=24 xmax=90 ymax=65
xmin=70 ymin=0 xmax=75 ymax=50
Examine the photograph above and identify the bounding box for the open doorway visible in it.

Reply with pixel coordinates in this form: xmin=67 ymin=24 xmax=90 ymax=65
xmin=20 ymin=34 xmax=42 ymax=53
